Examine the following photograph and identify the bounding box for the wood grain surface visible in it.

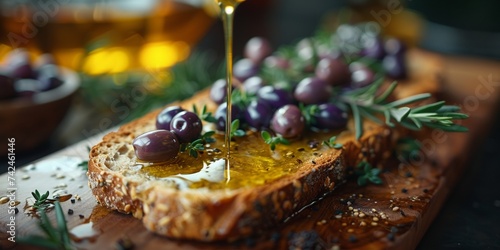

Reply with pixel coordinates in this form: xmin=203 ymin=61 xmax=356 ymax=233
xmin=1 ymin=50 xmax=499 ymax=249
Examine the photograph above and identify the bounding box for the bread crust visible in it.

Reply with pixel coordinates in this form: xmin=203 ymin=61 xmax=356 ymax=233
xmin=88 ymin=90 xmax=396 ymax=241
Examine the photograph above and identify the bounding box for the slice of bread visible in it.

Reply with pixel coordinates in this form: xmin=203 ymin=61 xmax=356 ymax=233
xmin=87 ymin=87 xmax=403 ymax=241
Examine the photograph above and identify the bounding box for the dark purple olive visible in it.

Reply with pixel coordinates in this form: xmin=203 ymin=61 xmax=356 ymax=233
xmin=294 ymin=77 xmax=332 ymax=105
xmin=133 ymin=130 xmax=180 ymax=162
xmin=244 ymin=37 xmax=273 ymax=64
xmin=156 ymin=106 xmax=185 ymax=130
xmin=361 ymin=37 xmax=385 ymax=60
xmin=5 ymin=49 xmax=36 ymax=79
xmin=242 ymin=76 xmax=265 ymax=95
xmin=384 ymin=38 xmax=406 ymax=56
xmin=244 ymin=100 xmax=273 ymax=130
xmin=271 ymin=104 xmax=305 ymax=138
xmin=383 ymin=54 xmax=406 ymax=79
xmin=315 ymin=57 xmax=350 ymax=86
xmin=263 ymin=55 xmax=290 ymax=70
xmin=311 ymin=103 xmax=348 ymax=130
xmin=0 ymin=72 xmax=16 ymax=100
xmin=214 ymin=102 xmax=241 ymax=131
xmin=233 ymin=58 xmax=259 ymax=82
xmin=14 ymin=79 xmax=39 ymax=97
xmin=257 ymin=86 xmax=294 ymax=109
xmin=210 ymin=78 xmax=230 ymax=105
xmin=170 ymin=111 xmax=203 ymax=143
xmin=37 ymin=64 xmax=63 ymax=91
xmin=349 ymin=62 xmax=375 ymax=89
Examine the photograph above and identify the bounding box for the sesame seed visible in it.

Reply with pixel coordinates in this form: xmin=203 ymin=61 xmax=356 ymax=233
xmin=348 ymin=206 xmax=353 ymax=211
xmin=371 ymin=208 xmax=377 ymax=212
xmin=68 ymin=209 xmax=74 ymax=215
xmin=392 ymin=206 xmax=400 ymax=212
xmin=360 ymin=221 xmax=366 ymax=226
xmin=372 ymin=217 xmax=379 ymax=222
xmin=347 ymin=228 xmax=354 ymax=233
xmin=401 ymin=188 xmax=408 ymax=193
xmin=371 ymin=222 xmax=378 ymax=226
xmin=359 ymin=213 xmax=366 ymax=218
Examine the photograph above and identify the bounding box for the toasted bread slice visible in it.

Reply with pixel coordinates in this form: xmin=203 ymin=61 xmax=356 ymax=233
xmin=87 ymin=87 xmax=402 ymax=241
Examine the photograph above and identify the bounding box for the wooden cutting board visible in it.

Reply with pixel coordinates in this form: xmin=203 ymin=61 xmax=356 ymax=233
xmin=1 ymin=50 xmax=499 ymax=249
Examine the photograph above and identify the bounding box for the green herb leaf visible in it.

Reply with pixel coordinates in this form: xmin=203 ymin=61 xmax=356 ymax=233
xmin=77 ymin=161 xmax=88 ymax=171
xmin=355 ymin=161 xmax=383 ymax=186
xmin=18 ymin=201 xmax=74 ymax=250
xmin=323 ymin=136 xmax=343 ymax=149
xmin=341 ymin=83 xmax=468 ymax=139
xmin=261 ymin=131 xmax=290 ymax=151
xmin=230 ymin=119 xmax=246 ymax=139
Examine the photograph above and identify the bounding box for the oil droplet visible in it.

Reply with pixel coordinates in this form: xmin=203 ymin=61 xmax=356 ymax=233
xmin=70 ymin=222 xmax=99 ymax=243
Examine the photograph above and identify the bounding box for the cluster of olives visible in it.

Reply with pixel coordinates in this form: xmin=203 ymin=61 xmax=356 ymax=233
xmin=209 ymin=32 xmax=406 ymax=139
xmin=0 ymin=49 xmax=63 ymax=101
xmin=133 ymin=26 xmax=407 ymax=162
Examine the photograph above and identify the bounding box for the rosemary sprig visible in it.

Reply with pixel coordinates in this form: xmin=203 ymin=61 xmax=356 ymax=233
xmin=340 ymin=80 xmax=469 ymax=139
xmin=261 ymin=131 xmax=290 ymax=151
xmin=18 ymin=201 xmax=74 ymax=250
xmin=355 ymin=161 xmax=383 ymax=186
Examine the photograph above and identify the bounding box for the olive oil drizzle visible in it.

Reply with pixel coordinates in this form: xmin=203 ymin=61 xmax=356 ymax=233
xmin=215 ymin=0 xmax=245 ymax=182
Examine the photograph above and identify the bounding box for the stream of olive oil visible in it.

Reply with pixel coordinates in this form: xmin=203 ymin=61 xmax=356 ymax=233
xmin=215 ymin=0 xmax=245 ymax=182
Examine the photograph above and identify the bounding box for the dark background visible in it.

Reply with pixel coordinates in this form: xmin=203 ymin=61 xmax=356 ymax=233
xmin=2 ymin=0 xmax=500 ymax=248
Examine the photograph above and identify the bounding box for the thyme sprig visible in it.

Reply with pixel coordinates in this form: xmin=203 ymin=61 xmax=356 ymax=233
xmin=180 ymin=131 xmax=216 ymax=158
xmin=18 ymin=201 xmax=74 ymax=250
xmin=230 ymin=119 xmax=246 ymax=139
xmin=323 ymin=136 xmax=343 ymax=149
xmin=32 ymin=190 xmax=51 ymax=211
xmin=355 ymin=161 xmax=383 ymax=186
xmin=193 ymin=104 xmax=217 ymax=123
xmin=340 ymin=79 xmax=469 ymax=139
xmin=395 ymin=137 xmax=422 ymax=163
xmin=261 ymin=131 xmax=290 ymax=151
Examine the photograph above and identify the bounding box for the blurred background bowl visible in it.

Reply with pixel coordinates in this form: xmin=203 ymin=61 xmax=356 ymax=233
xmin=0 ymin=67 xmax=79 ymax=152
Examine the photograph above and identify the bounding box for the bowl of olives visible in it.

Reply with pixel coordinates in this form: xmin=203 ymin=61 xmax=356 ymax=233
xmin=0 ymin=49 xmax=80 ymax=152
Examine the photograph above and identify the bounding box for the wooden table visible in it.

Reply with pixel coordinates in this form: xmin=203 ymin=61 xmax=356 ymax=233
xmin=1 ymin=50 xmax=499 ymax=249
